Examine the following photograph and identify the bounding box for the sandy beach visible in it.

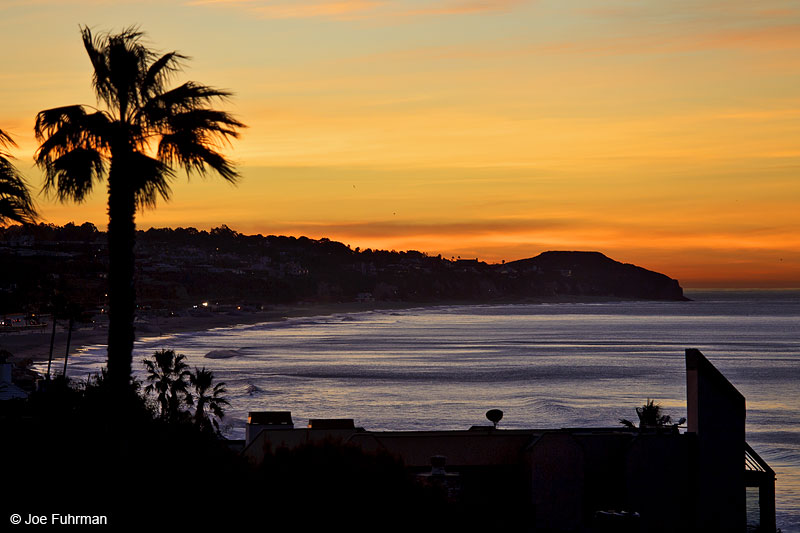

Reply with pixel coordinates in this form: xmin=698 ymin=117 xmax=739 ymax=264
xmin=1 ymin=294 xmax=644 ymax=368
xmin=0 ymin=300 xmax=422 ymax=365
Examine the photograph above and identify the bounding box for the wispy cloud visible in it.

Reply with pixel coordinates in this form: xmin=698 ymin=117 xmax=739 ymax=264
xmin=531 ymin=24 xmax=800 ymax=56
xmin=0 ymin=0 xmax=162 ymax=6
xmin=401 ymin=0 xmax=526 ymax=17
xmin=343 ymin=20 xmax=800 ymax=69
xmin=267 ymin=217 xmax=575 ymax=238
xmin=192 ymin=0 xmax=385 ymax=20
xmin=186 ymin=0 xmax=527 ymax=20
xmin=694 ymin=24 xmax=800 ymax=51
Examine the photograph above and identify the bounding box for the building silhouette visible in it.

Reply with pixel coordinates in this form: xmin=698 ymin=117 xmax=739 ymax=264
xmin=242 ymin=349 xmax=775 ymax=532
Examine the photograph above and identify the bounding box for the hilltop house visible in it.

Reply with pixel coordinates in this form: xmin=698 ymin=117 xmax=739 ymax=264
xmin=241 ymin=349 xmax=775 ymax=532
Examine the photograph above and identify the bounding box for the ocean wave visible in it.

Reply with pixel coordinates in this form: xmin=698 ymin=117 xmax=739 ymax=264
xmin=205 ymin=348 xmax=244 ymax=359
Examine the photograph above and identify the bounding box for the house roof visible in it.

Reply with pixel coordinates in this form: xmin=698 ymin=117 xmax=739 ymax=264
xmin=0 ymin=382 xmax=28 ymax=401
xmin=347 ymin=428 xmax=539 ymax=468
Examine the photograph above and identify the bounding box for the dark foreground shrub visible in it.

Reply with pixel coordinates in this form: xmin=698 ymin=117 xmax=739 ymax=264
xmin=0 ymin=378 xmax=458 ymax=530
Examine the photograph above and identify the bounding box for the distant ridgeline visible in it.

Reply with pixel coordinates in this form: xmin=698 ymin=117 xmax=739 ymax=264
xmin=0 ymin=223 xmax=687 ymax=313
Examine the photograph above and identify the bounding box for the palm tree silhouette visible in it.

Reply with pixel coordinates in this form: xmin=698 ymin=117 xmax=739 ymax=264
xmin=187 ymin=367 xmax=229 ymax=434
xmin=619 ymin=398 xmax=685 ymax=429
xmin=143 ymin=349 xmax=191 ymax=421
xmin=34 ymin=27 xmax=244 ymax=396
xmin=0 ymin=128 xmax=37 ymax=225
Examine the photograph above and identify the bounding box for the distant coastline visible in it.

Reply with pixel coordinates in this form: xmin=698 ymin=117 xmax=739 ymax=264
xmin=2 ymin=224 xmax=693 ymax=367
xmin=1 ymin=225 xmax=687 ymax=321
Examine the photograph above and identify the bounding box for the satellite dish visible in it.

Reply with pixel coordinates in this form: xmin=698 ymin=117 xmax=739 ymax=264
xmin=486 ymin=409 xmax=503 ymax=428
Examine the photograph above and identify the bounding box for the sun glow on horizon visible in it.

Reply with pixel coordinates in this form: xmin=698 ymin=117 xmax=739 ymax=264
xmin=2 ymin=0 xmax=799 ymax=288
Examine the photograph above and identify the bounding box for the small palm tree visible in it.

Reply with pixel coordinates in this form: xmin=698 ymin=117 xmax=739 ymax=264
xmin=35 ymin=26 xmax=244 ymax=398
xmin=0 ymin=128 xmax=37 ymax=225
xmin=620 ymin=398 xmax=685 ymax=429
xmin=187 ymin=367 xmax=229 ymax=434
xmin=143 ymin=349 xmax=190 ymax=421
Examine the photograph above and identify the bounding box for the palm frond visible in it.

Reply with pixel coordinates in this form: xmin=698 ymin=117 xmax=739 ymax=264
xmin=142 ymin=51 xmax=187 ymax=99
xmin=0 ymin=198 xmax=34 ymax=225
xmin=621 ymin=398 xmax=680 ymax=429
xmin=35 ymin=108 xmax=111 ymax=161
xmin=0 ymin=173 xmax=36 ymax=224
xmin=0 ymin=168 xmax=31 ymax=197
xmin=127 ymin=151 xmax=175 ymax=208
xmin=0 ymin=128 xmax=16 ymax=150
xmin=36 ymin=106 xmax=98 ymax=142
xmin=142 ymin=349 xmax=193 ymax=419
xmin=83 ymin=25 xmax=151 ymax=119
xmin=209 ymin=403 xmax=226 ymax=420
xmin=42 ymin=148 xmax=105 ymax=203
xmin=0 ymin=129 xmax=38 ymax=225
xmin=158 ymin=132 xmax=239 ymax=183
xmin=109 ymin=31 xmax=150 ymax=119
xmin=146 ymin=81 xmax=233 ymax=114
xmin=81 ymin=26 xmax=114 ymax=109
xmin=168 ymin=108 xmax=244 ymax=140
xmin=189 ymin=367 xmax=229 ymax=430
xmin=173 ymin=353 xmax=189 ymax=373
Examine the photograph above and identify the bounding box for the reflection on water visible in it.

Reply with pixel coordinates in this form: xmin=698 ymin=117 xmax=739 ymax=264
xmin=45 ymin=290 xmax=800 ymax=532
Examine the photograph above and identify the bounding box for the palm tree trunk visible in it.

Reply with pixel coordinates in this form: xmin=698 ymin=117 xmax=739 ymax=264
xmin=46 ymin=316 xmax=56 ymax=380
xmin=195 ymin=399 xmax=205 ymax=427
xmin=106 ymin=159 xmax=137 ymax=397
xmin=62 ymin=316 xmax=74 ymax=378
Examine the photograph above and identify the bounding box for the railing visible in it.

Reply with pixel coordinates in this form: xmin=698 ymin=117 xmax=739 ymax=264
xmin=745 ymin=441 xmax=775 ymax=476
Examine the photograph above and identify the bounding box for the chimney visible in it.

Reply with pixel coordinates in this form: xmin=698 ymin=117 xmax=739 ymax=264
xmin=245 ymin=411 xmax=294 ymax=445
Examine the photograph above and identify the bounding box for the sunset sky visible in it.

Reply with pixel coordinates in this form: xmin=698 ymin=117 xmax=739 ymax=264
xmin=1 ymin=0 xmax=799 ymax=287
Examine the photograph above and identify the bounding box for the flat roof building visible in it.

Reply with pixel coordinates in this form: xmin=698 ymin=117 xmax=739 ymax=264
xmin=242 ymin=349 xmax=775 ymax=532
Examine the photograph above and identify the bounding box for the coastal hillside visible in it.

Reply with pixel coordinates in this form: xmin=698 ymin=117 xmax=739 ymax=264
xmin=0 ymin=223 xmax=687 ymax=314
xmin=507 ymin=251 xmax=688 ymax=301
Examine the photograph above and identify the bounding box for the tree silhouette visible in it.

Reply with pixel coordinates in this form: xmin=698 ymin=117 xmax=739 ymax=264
xmin=619 ymin=398 xmax=685 ymax=429
xmin=187 ymin=367 xmax=229 ymax=434
xmin=34 ymin=27 xmax=244 ymax=397
xmin=143 ymin=349 xmax=190 ymax=421
xmin=0 ymin=128 xmax=37 ymax=225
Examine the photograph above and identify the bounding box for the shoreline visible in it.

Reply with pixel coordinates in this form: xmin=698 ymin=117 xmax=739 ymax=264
xmin=1 ymin=295 xmax=683 ymax=366
xmin=0 ymin=300 xmax=420 ymax=365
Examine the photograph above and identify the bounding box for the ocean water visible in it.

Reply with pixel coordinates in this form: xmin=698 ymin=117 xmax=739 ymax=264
xmin=48 ymin=290 xmax=800 ymax=531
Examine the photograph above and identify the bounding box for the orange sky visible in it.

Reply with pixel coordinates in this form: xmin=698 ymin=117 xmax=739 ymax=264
xmin=2 ymin=1 xmax=799 ymax=287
